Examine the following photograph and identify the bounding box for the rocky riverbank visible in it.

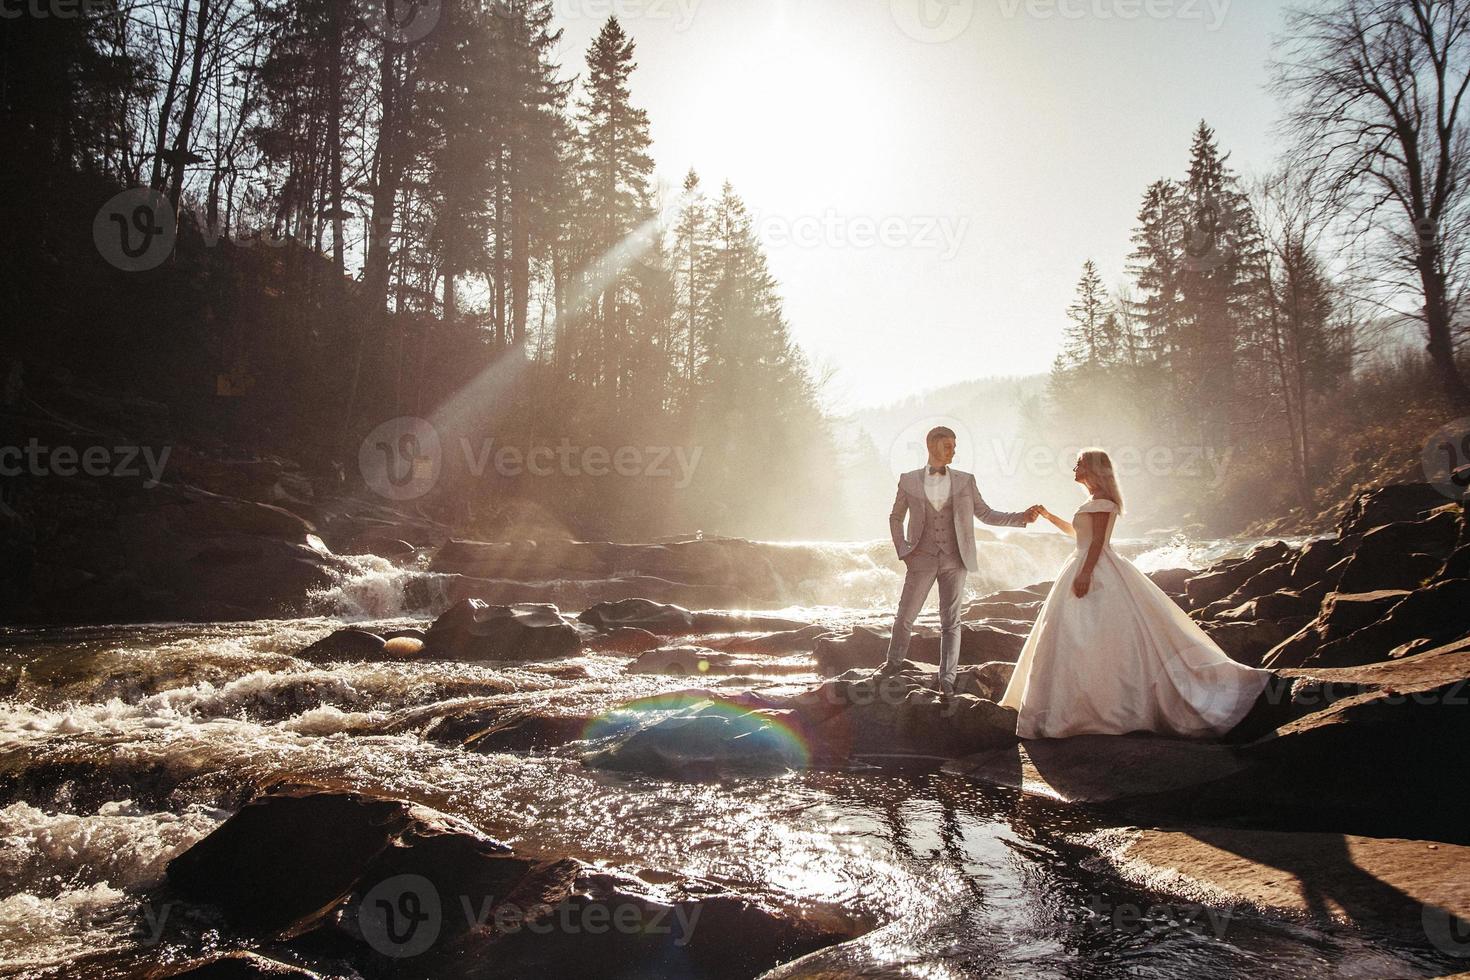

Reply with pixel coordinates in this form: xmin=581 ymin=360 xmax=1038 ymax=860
xmin=250 ymin=480 xmax=1469 ymax=973
xmin=4 ymin=477 xmax=1467 ymax=975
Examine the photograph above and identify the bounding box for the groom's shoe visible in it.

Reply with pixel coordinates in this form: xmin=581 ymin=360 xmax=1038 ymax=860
xmin=939 ymin=679 xmax=956 ymax=700
xmin=875 ymin=660 xmax=904 ymax=677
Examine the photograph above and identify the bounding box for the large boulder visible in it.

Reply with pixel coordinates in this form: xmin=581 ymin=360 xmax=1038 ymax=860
xmin=165 ymin=786 xmax=860 ymax=977
xmin=811 ymin=624 xmax=1026 ymax=676
xmin=1336 ymin=483 xmax=1447 ymax=536
xmin=1200 ymin=619 xmax=1297 ymax=667
xmin=578 ymin=597 xmax=696 ymax=632
xmin=1146 ymin=567 xmax=1194 ymax=595
xmin=295 ymin=627 xmax=388 ymax=662
xmin=794 ymin=669 xmax=1019 ymax=759
xmin=1262 ymin=590 xmax=1411 ymax=669
xmin=425 ymin=599 xmax=581 ymax=661
xmin=1286 ymin=536 xmax=1350 ymax=589
xmin=1304 ymin=578 xmax=1470 ymax=668
xmin=1195 ymin=639 xmax=1470 ymax=844
xmin=1333 ymin=512 xmax=1459 ymax=593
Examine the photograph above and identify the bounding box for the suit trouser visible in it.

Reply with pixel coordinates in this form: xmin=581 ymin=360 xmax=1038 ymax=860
xmin=885 ymin=549 xmax=967 ymax=683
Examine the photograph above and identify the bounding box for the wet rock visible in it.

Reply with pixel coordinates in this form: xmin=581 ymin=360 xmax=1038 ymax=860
xmin=585 ymin=626 xmax=663 ymax=655
xmin=1336 ymin=483 xmax=1447 ymax=536
xmin=1334 ymin=512 xmax=1459 ymax=593
xmin=955 ymin=661 xmax=1017 ymax=702
xmin=578 ymin=597 xmax=697 ymax=632
xmin=946 ymin=734 xmax=1252 ymax=805
xmin=296 ymin=628 xmax=386 ymax=662
xmin=1304 ymin=578 xmax=1470 ymax=668
xmin=1261 ymin=589 xmax=1411 ymax=669
xmin=1146 ymin=567 xmax=1194 ymax=595
xmin=1184 ymin=541 xmax=1295 ymax=609
xmin=961 ymin=600 xmax=1040 ymax=623
xmin=461 ymin=713 xmax=593 ymax=753
xmin=585 ymin=668 xmax=1019 ymax=775
xmin=425 ymin=599 xmax=582 ymax=661
xmin=627 ymin=646 xmax=801 ymax=677
xmin=165 ymin=786 xmax=860 ymax=977
xmin=689 ymin=610 xmax=811 ymax=633
xmin=1093 ymin=826 xmax=1470 ymax=941
xmin=1286 ymin=536 xmax=1349 ymax=589
xmin=158 ymin=952 xmax=324 ymax=978
xmin=1160 ymin=639 xmax=1470 ymax=843
xmin=166 ymin=788 xmax=433 ymax=935
xmin=1212 ymin=587 xmax=1322 ymax=624
xmin=811 ymin=624 xmax=1025 ymax=676
xmin=702 ymin=623 xmax=831 ymax=654
xmin=1199 ymin=619 xmax=1296 ymax=667
xmin=811 ymin=627 xmax=888 ymax=675
xmin=800 ymin=671 xmax=1017 ymax=759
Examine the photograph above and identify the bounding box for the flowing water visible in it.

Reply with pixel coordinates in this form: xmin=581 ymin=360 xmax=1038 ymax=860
xmin=0 ymin=533 xmax=1451 ymax=978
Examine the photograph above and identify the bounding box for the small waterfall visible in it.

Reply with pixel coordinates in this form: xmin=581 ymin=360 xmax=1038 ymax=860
xmin=310 ymin=552 xmax=453 ymax=621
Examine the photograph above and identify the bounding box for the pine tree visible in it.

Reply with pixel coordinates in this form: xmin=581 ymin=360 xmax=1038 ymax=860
xmin=1061 ymin=260 xmax=1115 ymax=370
xmin=570 ymin=15 xmax=656 ymax=398
xmin=672 ymin=167 xmax=712 ymax=412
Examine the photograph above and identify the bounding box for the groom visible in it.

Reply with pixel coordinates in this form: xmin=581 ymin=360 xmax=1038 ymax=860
xmin=880 ymin=427 xmax=1041 ymax=697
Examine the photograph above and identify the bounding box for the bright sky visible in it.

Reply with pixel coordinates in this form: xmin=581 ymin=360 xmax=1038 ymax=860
xmin=552 ymin=0 xmax=1291 ymax=412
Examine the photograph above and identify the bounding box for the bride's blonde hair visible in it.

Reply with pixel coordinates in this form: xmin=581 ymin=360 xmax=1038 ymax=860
xmin=1077 ymin=448 xmax=1125 ymax=514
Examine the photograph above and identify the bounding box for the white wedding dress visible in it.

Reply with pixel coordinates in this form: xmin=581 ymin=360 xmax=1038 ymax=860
xmin=999 ymin=497 xmax=1272 ymax=740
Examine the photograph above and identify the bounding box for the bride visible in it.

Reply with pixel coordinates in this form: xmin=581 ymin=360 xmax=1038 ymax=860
xmin=998 ymin=449 xmax=1272 ymax=740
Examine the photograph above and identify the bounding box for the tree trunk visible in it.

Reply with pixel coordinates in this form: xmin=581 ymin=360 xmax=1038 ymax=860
xmin=1420 ymin=245 xmax=1470 ymax=408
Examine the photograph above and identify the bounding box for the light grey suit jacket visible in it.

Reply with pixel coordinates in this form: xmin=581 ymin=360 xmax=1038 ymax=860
xmin=889 ymin=468 xmax=1030 ymax=573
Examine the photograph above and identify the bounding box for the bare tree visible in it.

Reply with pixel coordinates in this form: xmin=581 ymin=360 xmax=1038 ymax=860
xmin=1274 ymin=0 xmax=1470 ymax=408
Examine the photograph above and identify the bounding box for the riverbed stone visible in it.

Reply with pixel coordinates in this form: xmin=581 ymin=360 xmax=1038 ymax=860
xmin=425 ymin=598 xmax=581 ymax=661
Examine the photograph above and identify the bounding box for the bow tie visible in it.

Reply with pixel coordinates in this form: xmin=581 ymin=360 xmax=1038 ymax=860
xmin=928 ymin=466 xmax=949 ymax=476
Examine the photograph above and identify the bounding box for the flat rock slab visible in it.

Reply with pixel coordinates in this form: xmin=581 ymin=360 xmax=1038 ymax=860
xmin=1090 ymin=826 xmax=1470 ymax=939
xmin=945 ymin=734 xmax=1250 ymax=804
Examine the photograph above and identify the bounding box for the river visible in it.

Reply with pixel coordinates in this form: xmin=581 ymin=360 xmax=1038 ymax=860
xmin=0 ymin=532 xmax=1453 ymax=978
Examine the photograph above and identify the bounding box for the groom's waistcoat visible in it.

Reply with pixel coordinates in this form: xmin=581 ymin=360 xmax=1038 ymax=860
xmin=914 ymin=494 xmax=960 ymax=558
